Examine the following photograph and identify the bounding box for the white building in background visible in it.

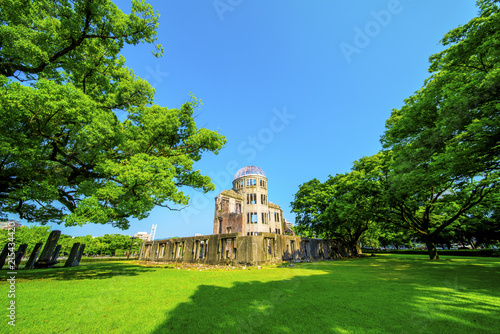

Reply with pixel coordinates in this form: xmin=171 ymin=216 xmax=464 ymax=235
xmin=134 ymin=232 xmax=152 ymax=241
xmin=284 ymin=218 xmax=295 ymax=236
xmin=0 ymin=220 xmax=23 ymax=230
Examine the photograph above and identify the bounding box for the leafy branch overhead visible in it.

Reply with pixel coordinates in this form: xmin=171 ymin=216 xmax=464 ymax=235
xmin=0 ymin=0 xmax=163 ymax=79
xmin=0 ymin=0 xmax=226 ymax=229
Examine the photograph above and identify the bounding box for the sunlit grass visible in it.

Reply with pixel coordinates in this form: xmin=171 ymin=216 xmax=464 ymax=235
xmin=2 ymin=254 xmax=499 ymax=333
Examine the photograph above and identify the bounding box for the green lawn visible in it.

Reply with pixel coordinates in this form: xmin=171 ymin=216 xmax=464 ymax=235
xmin=2 ymin=254 xmax=500 ymax=333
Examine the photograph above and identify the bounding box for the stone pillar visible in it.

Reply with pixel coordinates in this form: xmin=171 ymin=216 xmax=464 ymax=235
xmin=65 ymin=243 xmax=80 ymax=267
xmin=138 ymin=241 xmax=145 ymax=260
xmin=194 ymin=240 xmax=199 ymax=260
xmin=221 ymin=238 xmax=226 ymax=260
xmin=25 ymin=242 xmax=43 ymax=270
xmin=47 ymin=245 xmax=62 ymax=267
xmin=0 ymin=243 xmax=9 ymax=269
xmin=151 ymin=243 xmax=158 ymax=261
xmin=229 ymin=238 xmax=234 ymax=260
xmin=34 ymin=230 xmax=61 ymax=268
xmin=14 ymin=244 xmax=28 ymax=269
xmin=73 ymin=244 xmax=85 ymax=266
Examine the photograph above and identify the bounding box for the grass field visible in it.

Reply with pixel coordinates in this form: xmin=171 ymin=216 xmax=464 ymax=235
xmin=2 ymin=254 xmax=500 ymax=333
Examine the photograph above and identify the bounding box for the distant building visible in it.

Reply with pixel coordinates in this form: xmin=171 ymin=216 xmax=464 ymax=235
xmin=0 ymin=220 xmax=23 ymax=230
xmin=213 ymin=166 xmax=286 ymax=236
xmin=284 ymin=219 xmax=295 ymax=236
xmin=134 ymin=232 xmax=152 ymax=241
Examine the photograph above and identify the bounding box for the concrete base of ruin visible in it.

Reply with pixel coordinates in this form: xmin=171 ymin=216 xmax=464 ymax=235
xmin=138 ymin=233 xmax=351 ymax=266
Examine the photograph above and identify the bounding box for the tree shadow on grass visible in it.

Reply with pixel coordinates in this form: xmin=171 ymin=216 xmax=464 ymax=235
xmin=13 ymin=261 xmax=156 ymax=281
xmin=151 ymin=258 xmax=500 ymax=334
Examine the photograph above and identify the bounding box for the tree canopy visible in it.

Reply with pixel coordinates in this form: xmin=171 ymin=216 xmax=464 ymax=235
xmin=383 ymin=0 xmax=500 ymax=180
xmin=291 ymin=153 xmax=388 ymax=255
xmin=0 ymin=0 xmax=226 ymax=229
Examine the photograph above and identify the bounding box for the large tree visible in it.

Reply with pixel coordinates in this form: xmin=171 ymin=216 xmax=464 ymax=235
xmin=383 ymin=0 xmax=500 ymax=179
xmin=381 ymin=0 xmax=500 ymax=259
xmin=291 ymin=154 xmax=387 ymax=256
xmin=291 ymin=178 xmax=331 ymax=239
xmin=0 ymin=0 xmax=226 ymax=229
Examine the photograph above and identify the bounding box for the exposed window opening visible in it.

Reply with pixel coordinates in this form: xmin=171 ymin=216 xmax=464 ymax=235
xmin=250 ymin=193 xmax=256 ymax=204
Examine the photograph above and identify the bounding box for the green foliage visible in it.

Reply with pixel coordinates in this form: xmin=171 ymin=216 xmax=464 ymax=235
xmin=292 ymin=153 xmax=388 ymax=255
xmin=0 ymin=0 xmax=226 ymax=228
xmin=65 ymin=233 xmax=141 ymax=256
xmin=0 ymin=225 xmax=50 ymax=249
xmin=0 ymin=0 xmax=163 ymax=80
xmin=368 ymin=249 xmax=500 ymax=257
xmin=0 ymin=225 xmax=142 ymax=256
xmin=381 ymin=0 xmax=500 ymax=193
xmin=291 ymin=178 xmax=330 ymax=238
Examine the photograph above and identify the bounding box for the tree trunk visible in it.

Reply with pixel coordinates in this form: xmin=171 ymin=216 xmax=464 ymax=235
xmin=425 ymin=240 xmax=440 ymax=260
xmin=355 ymin=243 xmax=362 ymax=256
xmin=468 ymin=238 xmax=475 ymax=249
xmin=474 ymin=237 xmax=483 ymax=249
xmin=349 ymin=242 xmax=362 ymax=257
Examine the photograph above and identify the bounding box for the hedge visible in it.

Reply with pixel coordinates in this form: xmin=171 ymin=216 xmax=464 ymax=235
xmin=363 ymin=249 xmax=500 ymax=257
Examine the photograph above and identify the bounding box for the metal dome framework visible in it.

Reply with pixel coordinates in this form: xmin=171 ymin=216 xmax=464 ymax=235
xmin=233 ymin=165 xmax=266 ymax=180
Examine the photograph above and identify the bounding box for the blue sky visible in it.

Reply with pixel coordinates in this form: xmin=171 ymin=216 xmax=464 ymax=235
xmin=37 ymin=0 xmax=479 ymax=238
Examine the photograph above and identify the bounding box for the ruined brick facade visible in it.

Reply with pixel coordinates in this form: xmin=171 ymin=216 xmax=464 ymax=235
xmin=213 ymin=190 xmax=245 ymax=235
xmin=213 ymin=166 xmax=286 ymax=236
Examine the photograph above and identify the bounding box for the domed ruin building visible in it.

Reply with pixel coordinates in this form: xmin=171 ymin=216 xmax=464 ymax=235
xmin=213 ymin=166 xmax=286 ymax=236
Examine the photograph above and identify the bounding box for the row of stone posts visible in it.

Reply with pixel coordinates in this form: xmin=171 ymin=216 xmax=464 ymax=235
xmin=0 ymin=230 xmax=86 ymax=270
